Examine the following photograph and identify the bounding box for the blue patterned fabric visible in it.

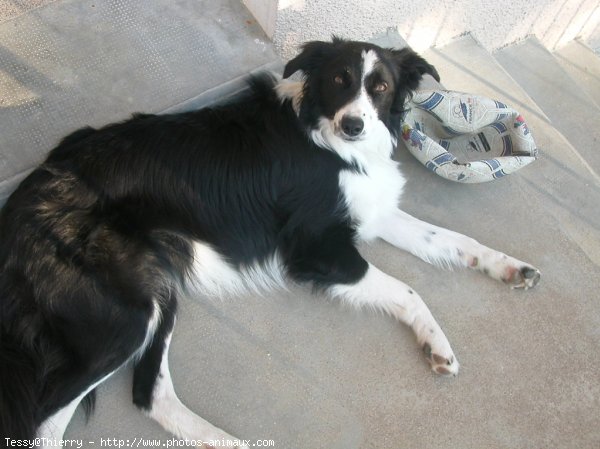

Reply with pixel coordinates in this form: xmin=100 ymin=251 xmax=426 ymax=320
xmin=400 ymin=90 xmax=538 ymax=183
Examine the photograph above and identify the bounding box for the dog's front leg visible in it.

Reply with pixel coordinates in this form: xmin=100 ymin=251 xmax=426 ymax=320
xmin=376 ymin=209 xmax=541 ymax=289
xmin=287 ymin=234 xmax=459 ymax=375
xmin=331 ymin=263 xmax=459 ymax=375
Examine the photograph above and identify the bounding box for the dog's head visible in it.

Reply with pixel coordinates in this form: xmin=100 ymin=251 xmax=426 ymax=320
xmin=281 ymin=38 xmax=439 ymax=144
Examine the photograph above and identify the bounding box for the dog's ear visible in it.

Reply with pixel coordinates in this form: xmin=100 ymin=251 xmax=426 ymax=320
xmin=283 ymin=41 xmax=332 ymax=78
xmin=390 ymin=47 xmax=440 ymax=90
xmin=388 ymin=48 xmax=440 ymax=115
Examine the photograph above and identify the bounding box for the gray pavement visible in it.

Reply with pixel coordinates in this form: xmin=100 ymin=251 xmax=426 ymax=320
xmin=0 ymin=0 xmax=278 ymax=205
xmin=555 ymin=39 xmax=600 ymax=109
xmin=1 ymin=2 xmax=599 ymax=448
xmin=495 ymin=37 xmax=600 ymax=176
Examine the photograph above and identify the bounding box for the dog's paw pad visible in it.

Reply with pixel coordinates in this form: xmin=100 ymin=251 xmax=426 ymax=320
xmin=423 ymin=343 xmax=459 ymax=377
xmin=504 ymin=265 xmax=541 ymax=290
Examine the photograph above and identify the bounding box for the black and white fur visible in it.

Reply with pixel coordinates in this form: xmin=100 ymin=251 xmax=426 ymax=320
xmin=0 ymin=38 xmax=540 ymax=446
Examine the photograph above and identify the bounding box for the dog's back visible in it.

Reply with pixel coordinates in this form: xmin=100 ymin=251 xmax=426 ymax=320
xmin=1 ymin=39 xmax=539 ymax=445
xmin=0 ymin=74 xmax=355 ymax=439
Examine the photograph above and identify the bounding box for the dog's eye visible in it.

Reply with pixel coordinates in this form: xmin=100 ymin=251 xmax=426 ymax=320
xmin=334 ymin=75 xmax=344 ymax=85
xmin=374 ymin=82 xmax=388 ymax=92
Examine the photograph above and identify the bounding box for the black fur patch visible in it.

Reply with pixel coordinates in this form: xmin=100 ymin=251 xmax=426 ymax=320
xmin=284 ymin=37 xmax=440 ymax=139
xmin=0 ymin=40 xmax=436 ymax=437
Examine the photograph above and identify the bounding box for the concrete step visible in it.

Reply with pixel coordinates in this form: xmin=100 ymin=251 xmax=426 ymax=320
xmin=554 ymin=39 xmax=600 ymax=108
xmin=0 ymin=0 xmax=280 ymax=205
xmin=423 ymin=34 xmax=600 ymax=266
xmin=494 ymin=36 xmax=600 ymax=174
xmin=1 ymin=9 xmax=599 ymax=447
xmin=420 ymin=39 xmax=600 ymax=449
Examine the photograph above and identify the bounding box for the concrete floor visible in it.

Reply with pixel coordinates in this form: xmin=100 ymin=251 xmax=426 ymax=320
xmin=0 ymin=0 xmax=58 ymax=23
xmin=1 ymin=1 xmax=599 ymax=448
xmin=0 ymin=0 xmax=278 ymax=203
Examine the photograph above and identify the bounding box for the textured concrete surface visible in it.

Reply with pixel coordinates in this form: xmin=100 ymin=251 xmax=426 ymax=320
xmin=495 ymin=37 xmax=600 ymax=176
xmin=71 ymin=36 xmax=600 ymax=449
xmin=555 ymin=39 xmax=600 ymax=108
xmin=259 ymin=0 xmax=600 ymax=59
xmin=425 ymin=35 xmax=600 ymax=268
xmin=1 ymin=3 xmax=600 ymax=448
xmin=242 ymin=0 xmax=278 ymax=38
xmin=0 ymin=0 xmax=278 ymax=205
xmin=0 ymin=0 xmax=57 ymax=23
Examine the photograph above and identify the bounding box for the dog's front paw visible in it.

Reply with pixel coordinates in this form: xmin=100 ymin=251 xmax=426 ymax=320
xmin=423 ymin=342 xmax=459 ymax=376
xmin=475 ymin=250 xmax=541 ymax=290
xmin=503 ymin=264 xmax=541 ymax=290
xmin=417 ymin=324 xmax=460 ymax=376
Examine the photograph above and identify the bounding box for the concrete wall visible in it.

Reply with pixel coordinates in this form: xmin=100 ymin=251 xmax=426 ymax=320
xmin=245 ymin=0 xmax=600 ymax=58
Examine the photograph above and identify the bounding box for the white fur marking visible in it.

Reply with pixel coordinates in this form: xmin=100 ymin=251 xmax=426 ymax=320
xmin=377 ymin=210 xmax=541 ymax=287
xmin=148 ymin=331 xmax=249 ymax=448
xmin=333 ymin=50 xmax=380 ymax=139
xmin=340 ymin=155 xmax=405 ymax=240
xmin=361 ymin=50 xmax=379 ymax=79
xmin=187 ymin=242 xmax=286 ymax=299
xmin=310 ymin=49 xmax=397 ymax=167
xmin=312 ymin=115 xmax=394 ymax=167
xmin=331 ymin=264 xmax=459 ymax=375
xmin=240 ymin=253 xmax=287 ymax=294
xmin=37 ymin=372 xmax=115 ymax=448
xmin=135 ymin=300 xmax=162 ymax=360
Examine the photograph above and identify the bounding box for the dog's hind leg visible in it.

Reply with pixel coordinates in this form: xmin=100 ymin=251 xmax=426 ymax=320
xmin=35 ymin=299 xmax=160 ymax=447
xmin=132 ymin=295 xmax=249 ymax=448
xmin=37 ymin=372 xmax=115 ymax=448
xmin=377 ymin=209 xmax=541 ymax=289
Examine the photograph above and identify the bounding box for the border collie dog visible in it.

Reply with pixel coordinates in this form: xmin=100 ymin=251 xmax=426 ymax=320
xmin=0 ymin=38 xmax=540 ymax=445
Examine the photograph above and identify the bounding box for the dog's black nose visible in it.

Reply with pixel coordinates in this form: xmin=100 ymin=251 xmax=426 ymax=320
xmin=341 ymin=116 xmax=364 ymax=137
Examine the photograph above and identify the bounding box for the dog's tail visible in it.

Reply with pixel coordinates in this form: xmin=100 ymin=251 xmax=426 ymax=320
xmin=0 ymin=332 xmax=41 ymax=439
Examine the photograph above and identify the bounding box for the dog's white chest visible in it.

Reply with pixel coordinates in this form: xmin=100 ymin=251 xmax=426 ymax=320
xmin=339 ymin=157 xmax=405 ymax=240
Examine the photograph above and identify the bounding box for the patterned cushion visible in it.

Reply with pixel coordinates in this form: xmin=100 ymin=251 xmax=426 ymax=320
xmin=400 ymin=90 xmax=538 ymax=183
